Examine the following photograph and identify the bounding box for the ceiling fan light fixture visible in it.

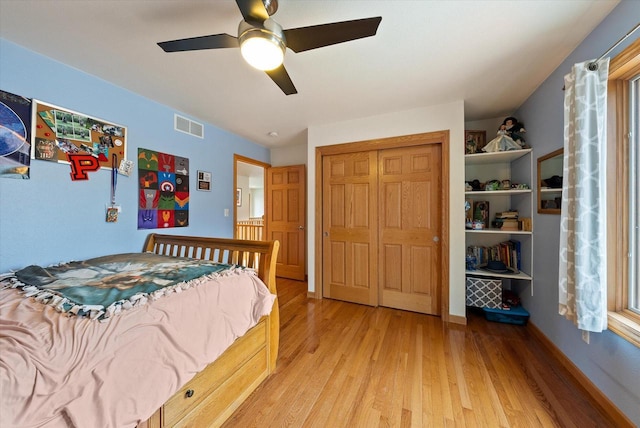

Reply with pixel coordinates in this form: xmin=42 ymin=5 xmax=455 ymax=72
xmin=160 ymin=2 xmax=381 ymax=96
xmin=239 ymin=26 xmax=285 ymax=71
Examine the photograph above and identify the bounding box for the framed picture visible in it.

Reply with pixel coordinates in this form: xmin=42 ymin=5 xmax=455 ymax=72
xmin=236 ymin=188 xmax=242 ymax=206
xmin=473 ymin=200 xmax=490 ymax=229
xmin=465 ymin=130 xmax=487 ymax=154
xmin=197 ymin=170 xmax=211 ymax=191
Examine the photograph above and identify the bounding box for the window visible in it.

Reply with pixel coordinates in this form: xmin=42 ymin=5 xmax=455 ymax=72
xmin=607 ymin=37 xmax=640 ymax=348
xmin=631 ymin=74 xmax=639 ymax=315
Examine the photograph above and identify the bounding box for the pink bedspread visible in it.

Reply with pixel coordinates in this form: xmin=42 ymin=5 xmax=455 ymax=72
xmin=0 ymin=269 xmax=276 ymax=428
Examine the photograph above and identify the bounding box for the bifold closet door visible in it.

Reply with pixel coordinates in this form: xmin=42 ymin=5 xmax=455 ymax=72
xmin=322 ymin=151 xmax=378 ymax=306
xmin=378 ymin=145 xmax=442 ymax=315
xmin=321 ymin=144 xmax=442 ymax=315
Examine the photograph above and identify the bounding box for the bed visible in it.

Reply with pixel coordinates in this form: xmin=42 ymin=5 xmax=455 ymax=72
xmin=0 ymin=233 xmax=280 ymax=428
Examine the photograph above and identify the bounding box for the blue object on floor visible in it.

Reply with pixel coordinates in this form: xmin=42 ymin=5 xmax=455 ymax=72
xmin=483 ymin=305 xmax=530 ymax=326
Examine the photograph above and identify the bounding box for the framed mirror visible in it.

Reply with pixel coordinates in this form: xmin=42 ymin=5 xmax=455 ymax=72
xmin=537 ymin=148 xmax=563 ymax=214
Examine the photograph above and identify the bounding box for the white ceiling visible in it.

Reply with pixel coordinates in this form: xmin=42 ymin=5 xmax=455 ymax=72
xmin=237 ymin=160 xmax=265 ymax=181
xmin=0 ymin=0 xmax=619 ymax=149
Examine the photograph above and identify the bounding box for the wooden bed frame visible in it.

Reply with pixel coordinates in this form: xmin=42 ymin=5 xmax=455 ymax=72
xmin=139 ymin=233 xmax=280 ymax=428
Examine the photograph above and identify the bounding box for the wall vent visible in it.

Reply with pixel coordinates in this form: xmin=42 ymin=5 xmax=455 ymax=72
xmin=174 ymin=114 xmax=204 ymax=139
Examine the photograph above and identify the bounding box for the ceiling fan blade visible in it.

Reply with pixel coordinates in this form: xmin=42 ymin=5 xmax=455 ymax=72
xmin=235 ymin=0 xmax=269 ymax=24
xmin=283 ymin=17 xmax=382 ymax=53
xmin=265 ymin=65 xmax=298 ymax=95
xmin=158 ymin=34 xmax=238 ymax=52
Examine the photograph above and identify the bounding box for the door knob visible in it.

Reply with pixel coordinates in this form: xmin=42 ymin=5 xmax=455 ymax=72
xmin=298 ymin=226 xmax=304 ymax=230
xmin=433 ymin=236 xmax=440 ymax=242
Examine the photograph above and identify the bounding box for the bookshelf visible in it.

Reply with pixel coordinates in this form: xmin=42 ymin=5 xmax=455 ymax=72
xmin=465 ymin=149 xmax=534 ymax=295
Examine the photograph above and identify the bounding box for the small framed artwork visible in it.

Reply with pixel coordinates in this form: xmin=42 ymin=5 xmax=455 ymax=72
xmin=236 ymin=188 xmax=242 ymax=206
xmin=197 ymin=170 xmax=211 ymax=191
xmin=465 ymin=130 xmax=487 ymax=154
xmin=473 ymin=200 xmax=490 ymax=229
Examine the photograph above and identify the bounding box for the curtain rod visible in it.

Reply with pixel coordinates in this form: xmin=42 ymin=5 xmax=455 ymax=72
xmin=588 ymin=21 xmax=640 ymax=70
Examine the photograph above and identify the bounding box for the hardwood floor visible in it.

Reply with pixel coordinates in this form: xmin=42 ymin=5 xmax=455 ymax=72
xmin=222 ymin=278 xmax=617 ymax=428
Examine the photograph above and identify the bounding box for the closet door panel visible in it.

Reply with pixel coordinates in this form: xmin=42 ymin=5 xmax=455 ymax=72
xmin=379 ymin=145 xmax=442 ymax=315
xmin=322 ymin=152 xmax=378 ymax=306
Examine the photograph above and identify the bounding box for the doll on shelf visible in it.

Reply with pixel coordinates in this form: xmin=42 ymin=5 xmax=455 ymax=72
xmin=502 ymin=116 xmax=526 ymax=147
xmin=482 ymin=117 xmax=527 ymax=152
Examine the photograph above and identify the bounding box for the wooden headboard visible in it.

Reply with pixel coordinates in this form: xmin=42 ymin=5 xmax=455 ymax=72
xmin=143 ymin=233 xmax=279 ymax=295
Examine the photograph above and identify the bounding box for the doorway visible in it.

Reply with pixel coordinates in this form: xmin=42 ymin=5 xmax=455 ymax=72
xmin=234 ymin=155 xmax=269 ymax=241
xmin=234 ymin=155 xmax=307 ymax=281
xmin=315 ymin=131 xmax=450 ymax=316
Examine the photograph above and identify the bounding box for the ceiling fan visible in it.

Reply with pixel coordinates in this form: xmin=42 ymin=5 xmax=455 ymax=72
xmin=157 ymin=0 xmax=382 ymax=95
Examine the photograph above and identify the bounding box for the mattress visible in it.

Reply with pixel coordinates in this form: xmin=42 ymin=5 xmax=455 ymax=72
xmin=0 ymin=254 xmax=276 ymax=427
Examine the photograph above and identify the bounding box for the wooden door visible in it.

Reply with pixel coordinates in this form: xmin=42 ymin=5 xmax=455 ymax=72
xmin=266 ymin=165 xmax=306 ymax=281
xmin=322 ymin=151 xmax=378 ymax=306
xmin=378 ymin=145 xmax=441 ymax=315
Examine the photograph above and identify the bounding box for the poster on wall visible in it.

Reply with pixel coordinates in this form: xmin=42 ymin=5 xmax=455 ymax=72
xmin=31 ymin=99 xmax=126 ymax=169
xmin=138 ymin=147 xmax=189 ymax=229
xmin=0 ymin=89 xmax=32 ymax=179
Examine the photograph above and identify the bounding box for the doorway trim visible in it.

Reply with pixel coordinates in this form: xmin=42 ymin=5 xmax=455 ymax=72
xmin=234 ymin=154 xmax=271 ymax=238
xmin=314 ymin=130 xmax=450 ymax=320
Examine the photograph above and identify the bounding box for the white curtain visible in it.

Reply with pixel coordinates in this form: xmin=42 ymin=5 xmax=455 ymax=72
xmin=558 ymin=58 xmax=609 ymax=333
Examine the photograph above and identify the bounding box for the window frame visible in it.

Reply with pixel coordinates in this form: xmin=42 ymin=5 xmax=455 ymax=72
xmin=607 ymin=36 xmax=640 ymax=348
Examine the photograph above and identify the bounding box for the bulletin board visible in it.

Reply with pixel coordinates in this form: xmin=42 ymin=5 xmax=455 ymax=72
xmin=31 ymin=100 xmax=126 ymax=168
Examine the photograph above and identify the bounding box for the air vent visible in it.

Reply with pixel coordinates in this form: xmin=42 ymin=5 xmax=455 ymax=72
xmin=174 ymin=114 xmax=204 ymax=139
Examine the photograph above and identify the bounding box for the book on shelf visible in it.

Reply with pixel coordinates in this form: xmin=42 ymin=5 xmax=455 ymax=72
xmin=492 ymin=218 xmax=519 ymax=230
xmin=511 ymin=240 xmax=522 ymax=270
xmin=500 ymin=219 xmax=520 ymax=231
xmin=493 ymin=210 xmax=520 ymax=230
xmin=467 ymin=239 xmax=521 ymax=272
xmin=496 ymin=210 xmax=518 ymax=219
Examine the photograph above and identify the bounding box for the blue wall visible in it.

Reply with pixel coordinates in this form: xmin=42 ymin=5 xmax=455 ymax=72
xmin=516 ymin=1 xmax=640 ymax=424
xmin=0 ymin=39 xmax=270 ymax=272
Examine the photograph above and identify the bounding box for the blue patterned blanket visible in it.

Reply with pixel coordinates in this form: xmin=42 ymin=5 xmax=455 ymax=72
xmin=0 ymin=253 xmax=241 ymax=320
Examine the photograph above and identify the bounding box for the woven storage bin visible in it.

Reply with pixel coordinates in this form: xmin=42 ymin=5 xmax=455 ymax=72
xmin=465 ymin=276 xmax=502 ymax=309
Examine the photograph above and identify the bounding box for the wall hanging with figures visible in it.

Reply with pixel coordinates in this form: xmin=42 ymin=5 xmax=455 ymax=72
xmin=31 ymin=100 xmax=127 ymax=177
xmin=138 ymin=147 xmax=189 ymax=229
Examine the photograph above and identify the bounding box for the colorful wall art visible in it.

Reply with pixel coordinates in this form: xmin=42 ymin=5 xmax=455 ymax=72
xmin=32 ymin=100 xmax=126 ymax=169
xmin=0 ymin=89 xmax=31 ymax=179
xmin=138 ymin=147 xmax=189 ymax=229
